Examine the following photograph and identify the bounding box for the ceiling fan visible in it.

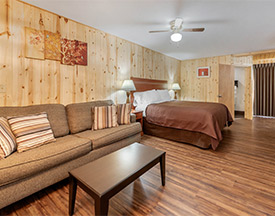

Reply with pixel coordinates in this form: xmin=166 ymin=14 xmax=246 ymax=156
xmin=149 ymin=18 xmax=205 ymax=42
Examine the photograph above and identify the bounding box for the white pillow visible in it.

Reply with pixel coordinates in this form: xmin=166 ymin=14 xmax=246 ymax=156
xmin=133 ymin=91 xmax=146 ymax=106
xmin=157 ymin=90 xmax=171 ymax=102
xmin=133 ymin=90 xmax=161 ymax=106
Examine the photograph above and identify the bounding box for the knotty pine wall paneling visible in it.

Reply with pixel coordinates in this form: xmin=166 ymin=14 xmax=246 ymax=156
xmin=233 ymin=56 xmax=253 ymax=67
xmin=0 ymin=0 xmax=8 ymax=105
xmin=0 ymin=0 xmax=180 ymax=106
xmin=180 ymin=55 xmax=253 ymax=102
xmin=180 ymin=55 xmax=232 ymax=102
xmin=244 ymin=66 xmax=253 ymax=120
xmin=253 ymin=52 xmax=275 ymax=64
xmin=180 ymin=55 xmax=253 ymax=119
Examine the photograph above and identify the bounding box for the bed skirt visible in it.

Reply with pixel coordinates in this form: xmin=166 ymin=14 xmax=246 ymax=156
xmin=143 ymin=118 xmax=211 ymax=149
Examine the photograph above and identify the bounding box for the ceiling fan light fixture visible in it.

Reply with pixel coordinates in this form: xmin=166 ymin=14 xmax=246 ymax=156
xmin=170 ymin=33 xmax=182 ymax=42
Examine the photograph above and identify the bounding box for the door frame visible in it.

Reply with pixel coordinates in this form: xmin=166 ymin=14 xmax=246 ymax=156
xmin=233 ymin=65 xmax=253 ymax=120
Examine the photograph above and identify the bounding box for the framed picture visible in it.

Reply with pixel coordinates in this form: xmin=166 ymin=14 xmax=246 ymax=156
xmin=44 ymin=30 xmax=61 ymax=61
xmin=197 ymin=67 xmax=210 ymax=78
xmin=75 ymin=40 xmax=88 ymax=66
xmin=60 ymin=38 xmax=76 ymax=65
xmin=25 ymin=27 xmax=45 ymax=59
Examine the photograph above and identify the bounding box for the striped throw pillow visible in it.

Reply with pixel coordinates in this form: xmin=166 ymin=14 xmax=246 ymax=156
xmin=92 ymin=105 xmax=118 ymax=130
xmin=117 ymin=103 xmax=131 ymax=125
xmin=0 ymin=117 xmax=17 ymax=159
xmin=7 ymin=112 xmax=56 ymax=153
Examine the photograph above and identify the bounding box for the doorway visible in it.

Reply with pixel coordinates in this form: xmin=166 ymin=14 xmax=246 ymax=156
xmin=234 ymin=67 xmax=246 ymax=118
xmin=219 ymin=64 xmax=253 ymax=120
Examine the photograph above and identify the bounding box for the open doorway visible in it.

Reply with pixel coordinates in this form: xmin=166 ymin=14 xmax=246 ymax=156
xmin=234 ymin=67 xmax=246 ymax=118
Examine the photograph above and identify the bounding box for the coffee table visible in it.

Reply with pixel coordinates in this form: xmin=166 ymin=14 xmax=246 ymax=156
xmin=69 ymin=142 xmax=165 ymax=216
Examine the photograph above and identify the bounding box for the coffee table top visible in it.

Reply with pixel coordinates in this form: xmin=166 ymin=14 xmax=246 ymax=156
xmin=69 ymin=143 xmax=165 ymax=197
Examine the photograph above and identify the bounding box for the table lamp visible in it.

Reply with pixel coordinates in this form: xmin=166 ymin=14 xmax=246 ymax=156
xmin=172 ymin=83 xmax=181 ymax=100
xmin=121 ymin=80 xmax=136 ymax=103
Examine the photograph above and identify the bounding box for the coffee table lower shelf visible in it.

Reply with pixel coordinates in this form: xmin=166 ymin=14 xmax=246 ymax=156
xmin=69 ymin=143 xmax=166 ymax=216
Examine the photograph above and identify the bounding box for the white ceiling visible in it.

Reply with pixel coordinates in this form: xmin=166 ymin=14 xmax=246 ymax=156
xmin=23 ymin=0 xmax=275 ymax=60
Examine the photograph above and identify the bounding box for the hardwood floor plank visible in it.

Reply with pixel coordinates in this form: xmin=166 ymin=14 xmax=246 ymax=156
xmin=0 ymin=118 xmax=275 ymax=215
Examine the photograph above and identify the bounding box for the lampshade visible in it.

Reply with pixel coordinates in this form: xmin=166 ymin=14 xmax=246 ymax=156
xmin=172 ymin=83 xmax=181 ymax=90
xmin=121 ymin=80 xmax=136 ymax=91
xmin=170 ymin=33 xmax=182 ymax=42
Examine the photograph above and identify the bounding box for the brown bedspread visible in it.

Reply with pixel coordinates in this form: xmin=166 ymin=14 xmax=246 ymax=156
xmin=145 ymin=101 xmax=233 ymax=150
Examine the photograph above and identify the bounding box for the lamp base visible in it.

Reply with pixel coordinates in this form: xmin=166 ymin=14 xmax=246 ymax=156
xmin=126 ymin=91 xmax=130 ymax=103
xmin=174 ymin=91 xmax=178 ymax=100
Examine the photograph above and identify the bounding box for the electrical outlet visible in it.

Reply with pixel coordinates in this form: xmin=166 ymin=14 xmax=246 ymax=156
xmin=0 ymin=84 xmax=6 ymax=93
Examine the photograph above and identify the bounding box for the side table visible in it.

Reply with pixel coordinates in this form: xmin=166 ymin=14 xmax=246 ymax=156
xmin=131 ymin=110 xmax=143 ymax=135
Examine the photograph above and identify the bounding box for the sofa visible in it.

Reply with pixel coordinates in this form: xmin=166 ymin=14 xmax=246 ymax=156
xmin=0 ymin=100 xmax=142 ymax=209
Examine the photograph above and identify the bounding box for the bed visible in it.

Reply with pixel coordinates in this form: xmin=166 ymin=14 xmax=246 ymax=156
xmin=130 ymin=77 xmax=233 ymax=150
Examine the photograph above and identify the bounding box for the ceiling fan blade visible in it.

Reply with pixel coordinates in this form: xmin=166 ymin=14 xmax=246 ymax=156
xmin=174 ymin=18 xmax=183 ymax=28
xmin=182 ymin=28 xmax=205 ymax=32
xmin=149 ymin=30 xmax=170 ymax=33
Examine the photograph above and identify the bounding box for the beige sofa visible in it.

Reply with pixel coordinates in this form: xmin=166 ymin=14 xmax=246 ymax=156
xmin=0 ymin=100 xmax=141 ymax=209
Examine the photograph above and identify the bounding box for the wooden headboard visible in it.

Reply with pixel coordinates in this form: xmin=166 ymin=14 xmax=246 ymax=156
xmin=130 ymin=77 xmax=168 ymax=109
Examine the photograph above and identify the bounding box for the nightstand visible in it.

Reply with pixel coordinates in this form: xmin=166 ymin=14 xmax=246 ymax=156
xmin=132 ymin=110 xmax=143 ymax=135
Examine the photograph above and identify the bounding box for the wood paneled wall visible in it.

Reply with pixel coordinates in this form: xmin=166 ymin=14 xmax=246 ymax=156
xmin=2 ymin=0 xmax=274 ymax=113
xmin=180 ymin=55 xmax=253 ymax=103
xmin=181 ymin=55 xmax=231 ymax=102
xmin=233 ymin=56 xmax=253 ymax=67
xmin=180 ymin=55 xmax=254 ymax=119
xmin=0 ymin=0 xmax=180 ymax=106
xmin=253 ymin=52 xmax=275 ymax=64
xmin=244 ymin=67 xmax=253 ymax=119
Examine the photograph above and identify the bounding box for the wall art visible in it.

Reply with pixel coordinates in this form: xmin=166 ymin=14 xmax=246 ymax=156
xmin=44 ymin=30 xmax=61 ymax=61
xmin=60 ymin=38 xmax=76 ymax=65
xmin=75 ymin=41 xmax=88 ymax=66
xmin=25 ymin=27 xmax=44 ymax=59
xmin=197 ymin=66 xmax=210 ymax=78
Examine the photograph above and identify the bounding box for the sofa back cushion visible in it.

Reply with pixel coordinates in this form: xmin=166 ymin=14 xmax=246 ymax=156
xmin=66 ymin=100 xmax=113 ymax=134
xmin=0 ymin=104 xmax=69 ymax=138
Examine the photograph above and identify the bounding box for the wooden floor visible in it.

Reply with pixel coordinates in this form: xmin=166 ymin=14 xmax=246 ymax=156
xmin=1 ymin=118 xmax=275 ymax=216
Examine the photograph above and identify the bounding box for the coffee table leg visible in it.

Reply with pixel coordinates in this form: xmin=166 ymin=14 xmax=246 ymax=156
xmin=95 ymin=197 xmax=109 ymax=216
xmin=69 ymin=175 xmax=77 ymax=216
xmin=160 ymin=153 xmax=166 ymax=186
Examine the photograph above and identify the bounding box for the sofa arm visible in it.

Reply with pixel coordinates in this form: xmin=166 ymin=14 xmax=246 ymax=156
xmin=130 ymin=113 xmax=136 ymax=123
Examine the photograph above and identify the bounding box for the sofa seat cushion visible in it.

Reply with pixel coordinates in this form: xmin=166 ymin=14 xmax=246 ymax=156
xmin=0 ymin=135 xmax=91 ymax=186
xmin=75 ymin=122 xmax=141 ymax=150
